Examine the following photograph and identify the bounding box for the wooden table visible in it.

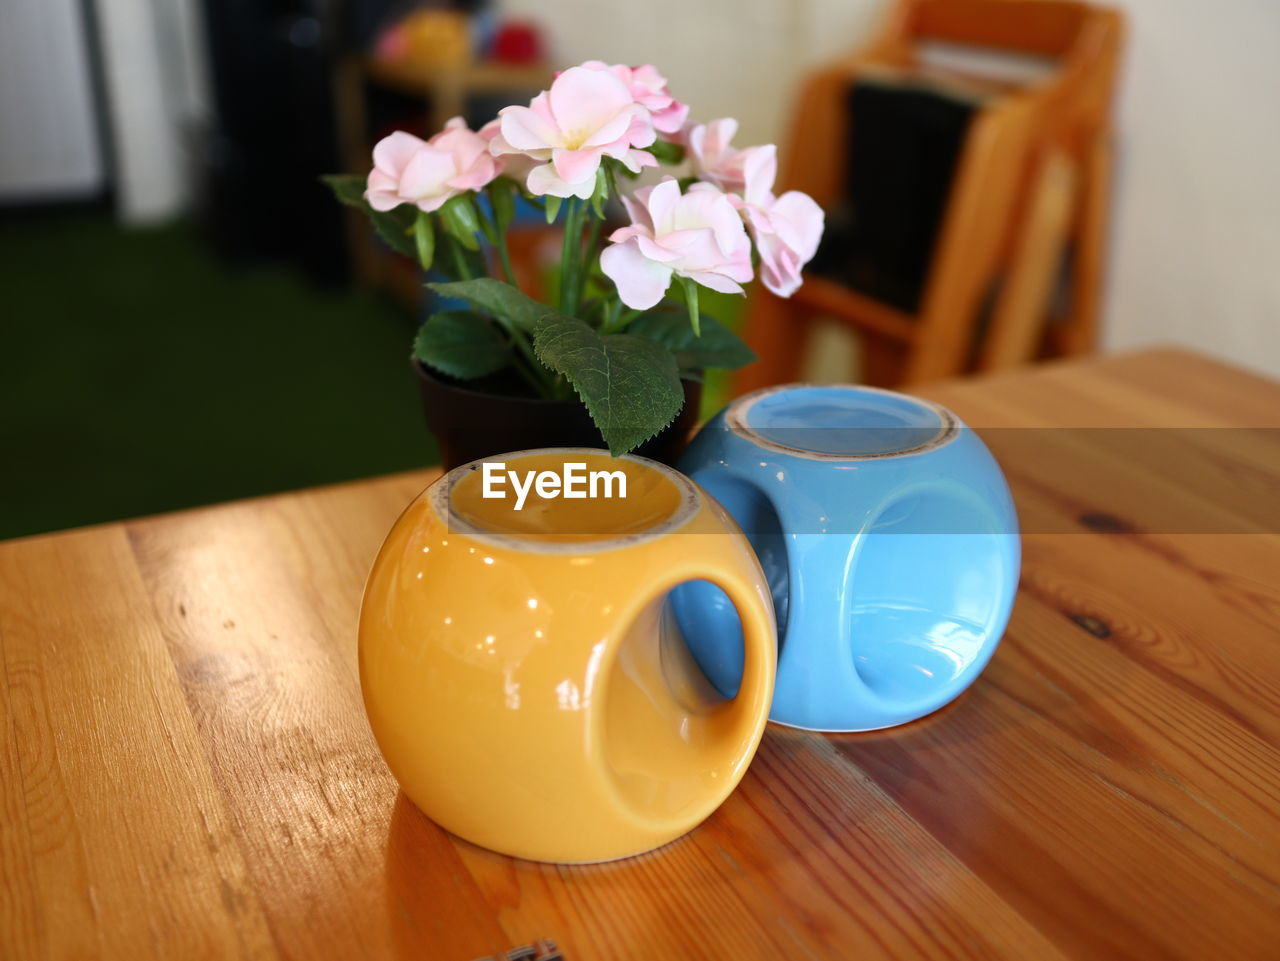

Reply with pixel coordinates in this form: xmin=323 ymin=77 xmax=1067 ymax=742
xmin=3 ymin=348 xmax=1279 ymax=961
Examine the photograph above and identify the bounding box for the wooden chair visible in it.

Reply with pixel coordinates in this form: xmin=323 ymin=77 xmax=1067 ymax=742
xmin=736 ymin=0 xmax=1125 ymax=392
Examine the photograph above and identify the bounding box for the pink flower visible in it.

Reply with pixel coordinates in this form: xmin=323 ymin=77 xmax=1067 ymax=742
xmin=491 ymin=66 xmax=657 ymax=199
xmin=735 ymin=146 xmax=825 ymax=298
xmin=581 ymin=61 xmax=689 ymax=135
xmin=365 ymin=119 xmax=498 ymax=212
xmin=479 ymin=118 xmax=537 ymax=183
xmin=687 ymin=118 xmax=760 ymax=194
xmin=686 ymin=119 xmax=825 ymax=296
xmin=600 ymin=178 xmax=753 ymax=310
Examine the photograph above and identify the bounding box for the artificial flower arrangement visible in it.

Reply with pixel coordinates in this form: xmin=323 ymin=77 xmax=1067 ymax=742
xmin=325 ymin=61 xmax=824 ymax=455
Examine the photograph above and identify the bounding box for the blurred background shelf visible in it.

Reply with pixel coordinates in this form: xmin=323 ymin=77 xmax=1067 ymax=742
xmin=358 ymin=56 xmax=552 ymax=130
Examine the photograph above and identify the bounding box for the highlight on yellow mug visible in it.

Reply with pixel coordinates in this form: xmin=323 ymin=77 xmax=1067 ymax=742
xmin=358 ymin=448 xmax=777 ymax=863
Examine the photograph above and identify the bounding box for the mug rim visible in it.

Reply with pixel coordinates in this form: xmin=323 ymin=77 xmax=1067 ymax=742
xmin=725 ymin=382 xmax=960 ymax=461
xmin=430 ymin=447 xmax=702 ymax=554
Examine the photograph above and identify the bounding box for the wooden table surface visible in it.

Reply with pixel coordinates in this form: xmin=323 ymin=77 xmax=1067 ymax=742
xmin=3 ymin=348 xmax=1279 ymax=961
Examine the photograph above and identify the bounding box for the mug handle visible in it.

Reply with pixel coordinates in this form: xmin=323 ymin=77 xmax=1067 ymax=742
xmin=591 ymin=548 xmax=778 ymax=831
xmin=682 ymin=458 xmax=874 ymax=729
xmin=657 ymin=554 xmax=777 ymax=746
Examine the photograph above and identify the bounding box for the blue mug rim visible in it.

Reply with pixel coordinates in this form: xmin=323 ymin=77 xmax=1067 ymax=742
xmin=725 ymin=383 xmax=960 ymax=462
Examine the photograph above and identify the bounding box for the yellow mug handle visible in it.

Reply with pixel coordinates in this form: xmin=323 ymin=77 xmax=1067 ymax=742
xmin=592 ymin=543 xmax=777 ymax=836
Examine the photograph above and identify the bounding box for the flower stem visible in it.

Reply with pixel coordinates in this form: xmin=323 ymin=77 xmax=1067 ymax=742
xmin=605 ymin=162 xmax=623 ymax=208
xmin=446 ymin=233 xmax=473 ymax=280
xmin=579 ymin=213 xmax=603 ymax=313
xmin=487 ymin=310 xmax=553 ymax=392
xmin=477 ymin=193 xmax=519 ymax=287
xmin=600 ymin=300 xmax=643 ymax=335
xmin=559 ymin=197 xmax=583 ymax=317
xmin=681 ymin=276 xmax=701 ymax=336
xmin=508 ymin=352 xmax=547 ymax=394
xmin=495 ymin=235 xmax=518 ymax=287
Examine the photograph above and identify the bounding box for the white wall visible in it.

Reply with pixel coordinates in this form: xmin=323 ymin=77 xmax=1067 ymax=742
xmin=0 ymin=0 xmax=104 ymax=200
xmin=0 ymin=0 xmax=209 ymax=221
xmin=94 ymin=0 xmax=211 ymax=224
xmin=1103 ymin=0 xmax=1280 ymax=378
xmin=496 ymin=0 xmax=884 ymax=146
xmin=499 ymin=0 xmax=1280 ymax=379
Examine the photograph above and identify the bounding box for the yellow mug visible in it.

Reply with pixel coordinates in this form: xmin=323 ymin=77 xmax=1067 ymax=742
xmin=359 ymin=448 xmax=776 ymax=862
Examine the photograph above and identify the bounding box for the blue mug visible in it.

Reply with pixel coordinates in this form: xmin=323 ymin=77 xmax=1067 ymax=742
xmin=673 ymin=384 xmax=1020 ymax=731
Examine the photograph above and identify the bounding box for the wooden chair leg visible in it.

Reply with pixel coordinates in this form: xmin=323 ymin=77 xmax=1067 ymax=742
xmin=902 ymin=101 xmax=1040 ymax=385
xmin=1055 ymin=132 xmax=1112 ymax=356
xmin=979 ymin=150 xmax=1076 ymax=372
xmin=735 ymin=291 xmax=809 ymax=395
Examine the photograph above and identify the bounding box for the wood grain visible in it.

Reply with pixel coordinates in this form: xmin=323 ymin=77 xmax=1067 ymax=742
xmin=2 ymin=348 xmax=1279 ymax=960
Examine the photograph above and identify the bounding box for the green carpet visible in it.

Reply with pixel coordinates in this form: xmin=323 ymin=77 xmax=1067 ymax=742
xmin=1 ymin=211 xmax=435 ymax=541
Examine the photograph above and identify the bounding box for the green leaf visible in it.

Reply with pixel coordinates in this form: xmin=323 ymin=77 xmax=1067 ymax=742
xmin=370 ymin=205 xmax=417 ymax=258
xmin=425 ymin=279 xmax=687 ymax=452
xmin=545 ymin=195 xmax=562 ymax=224
xmin=590 ymin=167 xmax=608 ymax=219
xmin=428 ymin=278 xmax=554 ymax=333
xmin=413 ymin=211 xmax=435 ymax=272
xmin=648 ymin=139 xmax=686 ymax=165
xmin=628 ymin=311 xmax=758 ymax=372
xmin=533 ymin=312 xmax=684 ymax=455
xmin=439 ymin=195 xmax=481 ymax=251
xmin=489 ymin=178 xmax=516 ymax=232
xmin=412 ymin=311 xmax=512 ymax=379
xmin=320 ymin=174 xmax=367 ymax=208
xmin=321 ymin=174 xmax=419 ymax=258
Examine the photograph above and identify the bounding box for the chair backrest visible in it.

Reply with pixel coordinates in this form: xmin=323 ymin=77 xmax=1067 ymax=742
xmin=904 ymin=0 xmax=1099 ymax=55
xmin=778 ymin=0 xmax=1123 ymax=205
xmin=767 ymin=0 xmax=1124 ymax=384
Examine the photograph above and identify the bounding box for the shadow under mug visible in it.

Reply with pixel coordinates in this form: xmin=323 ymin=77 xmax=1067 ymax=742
xmin=358 ymin=448 xmax=777 ymax=863
xmin=672 ymin=385 xmax=1020 ymax=732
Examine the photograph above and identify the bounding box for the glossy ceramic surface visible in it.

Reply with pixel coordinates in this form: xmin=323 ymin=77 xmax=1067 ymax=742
xmin=674 ymin=385 xmax=1020 ymax=732
xmin=358 ymin=449 xmax=777 ymax=863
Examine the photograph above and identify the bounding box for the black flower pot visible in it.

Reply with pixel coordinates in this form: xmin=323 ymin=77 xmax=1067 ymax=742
xmin=413 ymin=360 xmax=703 ymax=470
